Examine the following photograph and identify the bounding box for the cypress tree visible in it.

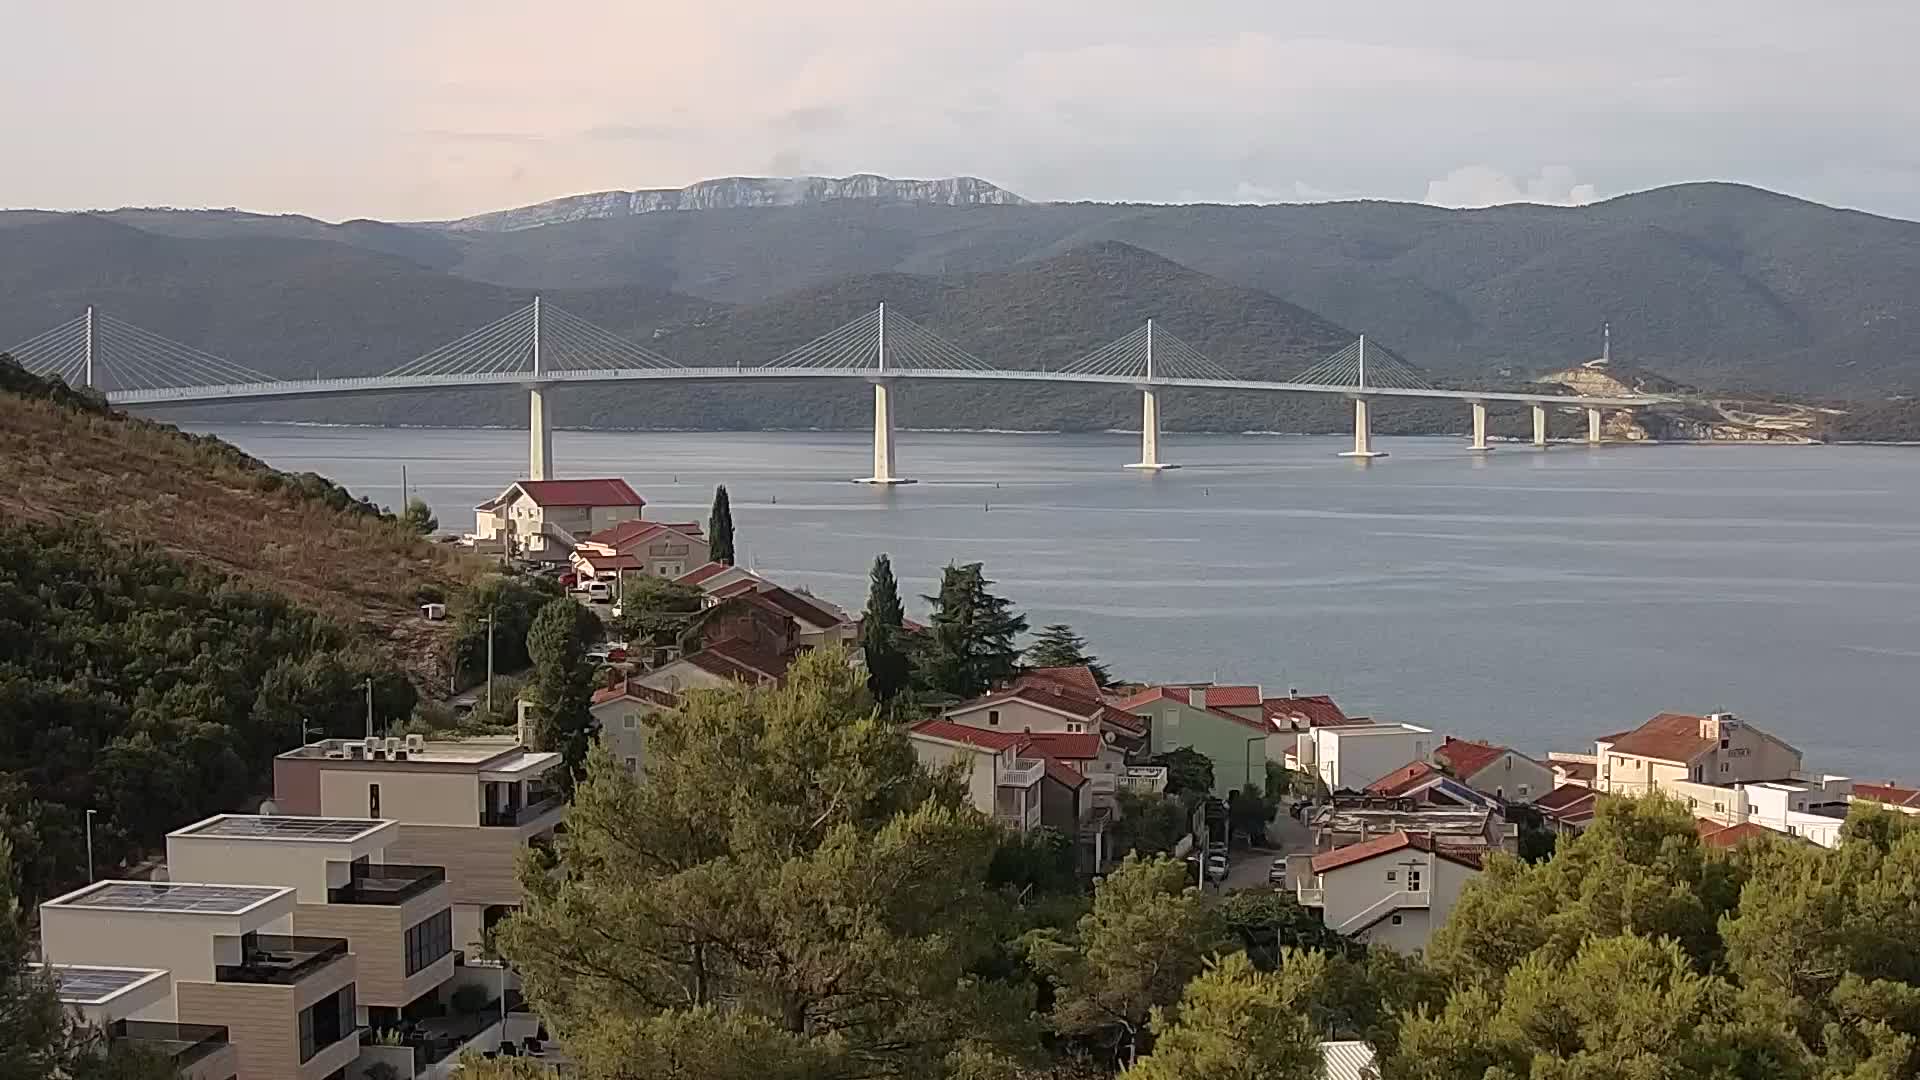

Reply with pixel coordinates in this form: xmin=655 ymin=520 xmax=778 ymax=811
xmin=709 ymin=484 xmax=736 ymax=565
xmin=861 ymin=554 xmax=911 ymax=703
xmin=920 ymin=562 xmax=1028 ymax=699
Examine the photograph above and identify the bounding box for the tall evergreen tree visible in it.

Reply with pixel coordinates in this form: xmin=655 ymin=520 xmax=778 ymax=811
xmin=1024 ymin=623 xmax=1112 ymax=686
xmin=919 ymin=562 xmax=1028 ymax=699
xmin=526 ymin=597 xmax=599 ymax=791
xmin=860 ymin=554 xmax=911 ymax=703
xmin=708 ymin=485 xmax=736 ymax=565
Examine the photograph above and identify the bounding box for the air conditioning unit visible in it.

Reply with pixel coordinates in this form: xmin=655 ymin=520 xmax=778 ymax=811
xmin=364 ymin=736 xmax=383 ymax=759
xmin=405 ymin=734 xmax=425 ymax=754
xmin=346 ymin=744 xmax=364 ymax=760
xmin=385 ymin=737 xmax=402 ymax=759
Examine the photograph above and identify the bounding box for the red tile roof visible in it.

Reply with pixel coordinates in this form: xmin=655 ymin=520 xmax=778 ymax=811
xmin=677 ymin=637 xmax=791 ymax=685
xmin=1853 ymin=782 xmax=1920 ymax=809
xmin=676 ymin=561 xmax=735 ymax=586
xmin=1534 ymin=783 xmax=1599 ymax=814
xmin=1018 ymin=666 xmax=1102 ymax=698
xmin=756 ymin=586 xmax=846 ymax=630
xmin=1696 ymin=821 xmax=1780 ymax=849
xmin=911 ymin=719 xmax=1028 ymax=752
xmin=1262 ymin=694 xmax=1351 ymax=728
xmin=1366 ymin=761 xmax=1441 ymax=797
xmin=585 ymin=519 xmax=706 ymax=553
xmin=709 ymin=578 xmax=759 ymax=599
xmin=591 ymin=677 xmax=680 ymax=709
xmin=1604 ymin=713 xmax=1715 ymax=765
xmin=1021 ymin=731 xmax=1104 ymax=761
xmin=1554 ymin=760 xmax=1597 ymax=783
xmin=1041 ymin=758 xmax=1088 ymax=789
xmin=1310 ymin=831 xmax=1486 ymax=874
xmin=1200 ymin=685 xmax=1263 ymax=708
xmin=1116 ymin=686 xmax=1267 ymax=731
xmin=516 ymin=478 xmax=644 ymax=508
xmin=1434 ymin=738 xmax=1510 ymax=780
xmin=575 ymin=552 xmax=645 ymax=572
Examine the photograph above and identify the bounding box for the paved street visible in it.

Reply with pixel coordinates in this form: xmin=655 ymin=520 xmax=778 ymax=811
xmin=1219 ymin=809 xmax=1315 ymax=892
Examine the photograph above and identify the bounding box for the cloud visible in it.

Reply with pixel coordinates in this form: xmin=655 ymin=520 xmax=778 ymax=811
xmin=1423 ymin=165 xmax=1601 ymax=209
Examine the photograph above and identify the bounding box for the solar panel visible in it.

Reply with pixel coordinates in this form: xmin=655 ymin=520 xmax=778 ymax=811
xmin=186 ymin=816 xmax=383 ymax=841
xmin=43 ymin=966 xmax=164 ymax=1004
xmin=61 ymin=881 xmax=284 ymax=914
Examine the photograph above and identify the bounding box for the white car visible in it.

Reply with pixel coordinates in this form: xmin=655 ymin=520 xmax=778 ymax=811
xmin=1205 ymin=853 xmax=1229 ymax=881
xmin=585 ymin=581 xmax=613 ymax=603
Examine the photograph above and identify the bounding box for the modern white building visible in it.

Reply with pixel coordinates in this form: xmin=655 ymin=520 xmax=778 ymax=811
xmin=1295 ymin=723 xmax=1436 ymax=793
xmin=1681 ymin=775 xmax=1854 ymax=849
xmin=38 ymin=963 xmax=239 ymax=1080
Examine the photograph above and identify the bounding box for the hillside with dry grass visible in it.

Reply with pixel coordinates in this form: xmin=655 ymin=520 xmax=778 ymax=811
xmin=0 ymin=362 xmax=485 ymax=682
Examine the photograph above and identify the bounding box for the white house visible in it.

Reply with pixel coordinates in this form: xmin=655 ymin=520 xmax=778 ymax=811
xmin=1293 ymin=831 xmax=1483 ymax=954
xmin=1296 ymin=723 xmax=1436 ymax=793
xmin=589 ymin=678 xmax=680 ymax=775
xmin=908 ymin=720 xmax=1045 ymax=834
xmin=1432 ymin=737 xmax=1555 ymax=803
xmin=471 ymin=478 xmax=646 ymax=560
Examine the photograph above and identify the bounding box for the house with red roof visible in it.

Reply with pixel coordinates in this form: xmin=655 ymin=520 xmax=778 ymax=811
xmin=1534 ymin=784 xmax=1601 ymax=836
xmin=1291 ymin=830 xmax=1484 ymax=953
xmin=1595 ymin=712 xmax=1801 ymax=798
xmin=572 ymin=519 xmax=709 ymax=580
xmin=1118 ymin=685 xmax=1274 ymax=799
xmin=1432 ymin=737 xmax=1554 ymax=804
xmin=1263 ymin=693 xmax=1357 ymax=732
xmin=941 ymin=683 xmax=1143 ymax=802
xmin=908 ymin=720 xmax=1046 ymax=835
xmin=1294 ymin=722 xmax=1437 ymax=795
xmin=471 ymin=478 xmax=646 ymax=561
xmin=589 ymin=678 xmax=680 ymax=774
xmin=1853 ymin=781 xmax=1920 ymax=815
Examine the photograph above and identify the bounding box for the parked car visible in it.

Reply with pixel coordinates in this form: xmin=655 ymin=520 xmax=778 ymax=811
xmin=605 ymin=647 xmax=628 ymax=663
xmin=585 ymin=581 xmax=613 ymax=603
xmin=559 ymin=571 xmax=578 ymax=589
xmin=1205 ymin=853 xmax=1229 ymax=881
xmin=1267 ymin=858 xmax=1287 ymax=887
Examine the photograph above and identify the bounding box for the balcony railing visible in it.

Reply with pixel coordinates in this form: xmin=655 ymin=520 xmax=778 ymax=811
xmin=997 ymin=757 xmax=1045 ymax=788
xmin=1296 ymin=885 xmax=1325 ymax=905
xmin=1119 ymin=766 xmax=1170 ymax=794
xmin=481 ymin=795 xmax=563 ymax=827
xmin=215 ymin=935 xmax=349 ymax=985
xmin=328 ymin=863 xmax=447 ymax=906
xmin=109 ymin=1020 xmax=230 ymax=1067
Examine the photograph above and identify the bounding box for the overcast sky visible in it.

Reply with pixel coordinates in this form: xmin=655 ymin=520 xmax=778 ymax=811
xmin=6 ymin=2 xmax=1919 ymax=222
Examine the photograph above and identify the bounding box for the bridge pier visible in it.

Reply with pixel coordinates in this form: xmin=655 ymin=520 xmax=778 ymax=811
xmin=855 ymin=380 xmax=914 ymax=485
xmin=1338 ymin=397 xmax=1385 ymax=459
xmin=1468 ymin=401 xmax=1490 ymax=452
xmin=528 ymin=385 xmax=553 ymax=480
xmin=1586 ymin=406 xmax=1604 ymax=445
xmin=1532 ymin=403 xmax=1548 ymax=447
xmin=1124 ymin=387 xmax=1178 ymax=471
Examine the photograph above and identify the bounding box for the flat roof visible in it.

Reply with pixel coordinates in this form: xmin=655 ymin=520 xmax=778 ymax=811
xmin=37 ymin=964 xmax=170 ymax=1006
xmin=480 ymin=750 xmax=562 ymax=779
xmin=175 ymin=815 xmax=389 ymax=842
xmin=1313 ymin=806 xmax=1492 ymax=836
xmin=278 ymin=735 xmax=526 ymax=766
xmin=46 ymin=880 xmax=290 ymax=916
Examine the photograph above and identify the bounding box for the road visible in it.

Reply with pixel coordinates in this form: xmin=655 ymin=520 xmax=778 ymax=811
xmin=1217 ymin=808 xmax=1315 ymax=893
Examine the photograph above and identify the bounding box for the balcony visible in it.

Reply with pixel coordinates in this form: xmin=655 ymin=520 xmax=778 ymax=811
xmin=1296 ymin=885 xmax=1325 ymax=906
xmin=328 ymin=863 xmax=447 ymax=906
xmin=481 ymin=795 xmax=562 ymax=828
xmin=1119 ymin=766 xmax=1170 ymax=794
xmin=997 ymin=757 xmax=1045 ymax=788
xmin=108 ymin=1020 xmax=231 ymax=1069
xmin=215 ymin=935 xmax=349 ymax=985
xmin=995 ymin=800 xmax=1043 ymax=833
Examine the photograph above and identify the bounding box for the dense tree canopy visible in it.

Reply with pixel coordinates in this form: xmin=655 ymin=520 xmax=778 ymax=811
xmin=401 ymin=496 xmax=438 ymax=535
xmin=918 ymin=562 xmax=1028 ymax=699
xmin=526 ymin=597 xmax=600 ymax=787
xmin=860 ymin=554 xmax=911 ymax=704
xmin=451 ymin=572 xmax=560 ymax=681
xmin=1024 ymin=624 xmax=1112 ymax=686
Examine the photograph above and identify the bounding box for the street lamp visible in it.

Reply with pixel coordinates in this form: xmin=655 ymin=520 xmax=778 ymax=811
xmin=85 ymin=809 xmax=96 ymax=883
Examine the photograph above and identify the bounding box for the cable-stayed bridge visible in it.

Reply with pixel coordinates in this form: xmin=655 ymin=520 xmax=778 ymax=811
xmin=6 ymin=300 xmax=1661 ymax=483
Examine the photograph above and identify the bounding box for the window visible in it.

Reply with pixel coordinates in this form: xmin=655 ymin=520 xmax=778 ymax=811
xmin=1721 ymin=763 xmax=1730 ymax=773
xmin=1518 ymin=784 xmax=1530 ymax=796
xmin=987 ymin=710 xmax=1000 ymax=727
xmin=1066 ymin=722 xmax=1083 ymax=733
xmin=1407 ymin=869 xmax=1422 ymax=891
xmin=625 ymin=757 xmax=638 ymax=773
xmin=368 ymin=783 xmax=380 ymax=819
xmin=623 ymin=715 xmax=636 ymax=730
xmin=298 ymin=984 xmax=357 ymax=1062
xmin=1721 ymin=738 xmax=1730 ymax=749
xmin=1390 ymin=914 xmax=1403 ymax=925
xmin=405 ymin=908 xmax=453 ymax=976
xmin=1386 ymin=870 xmax=1396 ymax=882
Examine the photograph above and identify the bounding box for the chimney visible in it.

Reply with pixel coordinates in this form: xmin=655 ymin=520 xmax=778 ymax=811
xmin=1288 ymin=687 xmax=1299 ymax=698
xmin=1191 ymin=686 xmax=1207 ymax=709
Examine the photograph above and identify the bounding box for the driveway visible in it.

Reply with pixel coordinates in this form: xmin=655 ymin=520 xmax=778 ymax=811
xmin=1222 ymin=809 xmax=1314 ymax=892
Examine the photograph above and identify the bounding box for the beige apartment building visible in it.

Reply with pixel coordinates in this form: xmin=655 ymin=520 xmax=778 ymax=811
xmin=40 ymin=963 xmax=239 ymax=1080
xmin=908 ymin=719 xmax=1045 ymax=833
xmin=40 ymin=881 xmax=361 ymax=1080
xmin=274 ymin=735 xmax=565 ymax=955
xmin=165 ymin=815 xmax=456 ymax=1019
xmin=1596 ymin=712 xmax=1802 ymax=797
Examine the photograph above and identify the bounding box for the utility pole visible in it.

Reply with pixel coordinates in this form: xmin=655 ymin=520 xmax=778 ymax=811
xmin=485 ymin=606 xmax=497 ymax=715
xmin=84 ymin=306 xmax=94 ymax=388
xmin=85 ymin=809 xmax=96 ymax=883
xmin=364 ymin=677 xmax=375 ymax=739
xmin=401 ymin=464 xmax=408 ymax=509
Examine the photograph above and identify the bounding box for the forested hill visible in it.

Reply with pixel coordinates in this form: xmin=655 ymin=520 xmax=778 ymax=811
xmin=0 ymin=358 xmax=484 ymax=904
xmin=9 ymin=180 xmax=1920 ymax=398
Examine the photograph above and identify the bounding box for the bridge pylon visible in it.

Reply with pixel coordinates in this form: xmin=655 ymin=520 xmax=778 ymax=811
xmin=1468 ymin=401 xmax=1491 ymax=453
xmin=1533 ymin=403 xmax=1549 ymax=447
xmin=1125 ymin=321 xmax=1179 ymax=472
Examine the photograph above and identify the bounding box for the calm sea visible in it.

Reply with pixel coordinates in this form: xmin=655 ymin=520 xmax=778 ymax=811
xmin=188 ymin=424 xmax=1920 ymax=782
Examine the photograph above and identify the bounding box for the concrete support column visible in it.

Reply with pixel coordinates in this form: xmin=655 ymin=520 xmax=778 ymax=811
xmin=855 ymin=380 xmax=915 ymax=484
xmin=1124 ymin=387 xmax=1179 ymax=470
xmin=1338 ymin=397 xmax=1386 ymax=458
xmin=1468 ymin=401 xmax=1490 ymax=452
xmin=528 ymin=385 xmax=552 ymax=481
xmin=1532 ymin=403 xmax=1548 ymax=447
xmin=1586 ymin=406 xmax=1604 ymax=445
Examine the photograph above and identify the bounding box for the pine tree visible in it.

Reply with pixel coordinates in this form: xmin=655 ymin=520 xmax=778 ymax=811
xmin=860 ymin=554 xmax=911 ymax=703
xmin=526 ymin=597 xmax=598 ymax=791
xmin=709 ymin=485 xmax=736 ymax=566
xmin=919 ymin=562 xmax=1028 ymax=699
xmin=1024 ymin=623 xmax=1112 ymax=686
xmin=401 ymin=497 xmax=438 ymax=535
